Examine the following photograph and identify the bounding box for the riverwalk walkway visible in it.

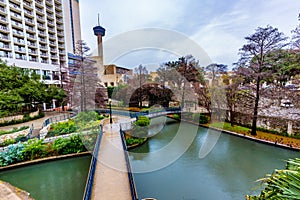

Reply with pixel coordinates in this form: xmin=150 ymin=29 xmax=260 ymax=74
xmin=91 ymin=117 xmax=132 ymax=200
xmin=0 ymin=111 xmax=69 ymax=132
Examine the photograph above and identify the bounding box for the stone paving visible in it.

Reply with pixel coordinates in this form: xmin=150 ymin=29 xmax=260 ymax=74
xmin=0 ymin=180 xmax=34 ymax=200
xmin=91 ymin=117 xmax=132 ymax=200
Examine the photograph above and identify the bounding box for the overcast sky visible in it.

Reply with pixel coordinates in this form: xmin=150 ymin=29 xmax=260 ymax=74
xmin=79 ymin=0 xmax=300 ymax=70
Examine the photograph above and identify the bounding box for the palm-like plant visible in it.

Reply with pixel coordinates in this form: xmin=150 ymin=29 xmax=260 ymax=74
xmin=247 ymin=158 xmax=300 ymax=200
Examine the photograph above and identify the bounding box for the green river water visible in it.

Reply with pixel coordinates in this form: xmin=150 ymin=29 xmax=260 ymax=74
xmin=0 ymin=155 xmax=91 ymax=200
xmin=130 ymin=118 xmax=300 ymax=200
xmin=0 ymin=117 xmax=299 ymax=200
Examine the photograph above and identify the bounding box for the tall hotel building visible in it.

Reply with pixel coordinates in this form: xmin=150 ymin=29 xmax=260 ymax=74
xmin=0 ymin=0 xmax=81 ymax=84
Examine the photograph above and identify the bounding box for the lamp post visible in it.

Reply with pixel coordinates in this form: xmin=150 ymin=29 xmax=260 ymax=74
xmin=108 ymin=98 xmax=112 ymax=124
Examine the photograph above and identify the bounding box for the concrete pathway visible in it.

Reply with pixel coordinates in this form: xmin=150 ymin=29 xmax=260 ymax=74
xmin=0 ymin=112 xmax=70 ymax=131
xmin=0 ymin=180 xmax=34 ymax=200
xmin=91 ymin=117 xmax=132 ymax=200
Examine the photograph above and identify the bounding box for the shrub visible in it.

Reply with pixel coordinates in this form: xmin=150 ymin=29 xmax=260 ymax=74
xmin=51 ymin=135 xmax=86 ymax=155
xmin=192 ymin=113 xmax=210 ymax=124
xmin=15 ymin=134 xmax=28 ymax=142
xmin=75 ymin=111 xmax=98 ymax=125
xmin=0 ymin=139 xmax=16 ymax=147
xmin=22 ymin=138 xmax=48 ymax=160
xmin=172 ymin=114 xmax=181 ymax=120
xmin=135 ymin=116 xmax=150 ymax=127
xmin=47 ymin=120 xmax=77 ymax=137
xmin=126 ymin=137 xmax=146 ymax=146
xmin=0 ymin=143 xmax=25 ymax=166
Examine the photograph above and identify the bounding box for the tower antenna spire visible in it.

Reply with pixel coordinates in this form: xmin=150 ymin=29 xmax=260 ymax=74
xmin=98 ymin=13 xmax=100 ymax=26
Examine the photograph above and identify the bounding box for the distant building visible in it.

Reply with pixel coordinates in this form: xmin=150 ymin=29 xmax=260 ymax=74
xmin=102 ymin=64 xmax=133 ymax=87
xmin=0 ymin=0 xmax=81 ymax=85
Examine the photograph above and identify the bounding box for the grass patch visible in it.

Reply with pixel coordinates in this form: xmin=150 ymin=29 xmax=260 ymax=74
xmin=210 ymin=122 xmax=250 ymax=134
xmin=209 ymin=121 xmax=300 ymax=148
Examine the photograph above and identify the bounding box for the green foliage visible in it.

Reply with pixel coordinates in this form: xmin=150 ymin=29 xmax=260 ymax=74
xmin=15 ymin=134 xmax=28 ymax=142
xmin=126 ymin=137 xmax=146 ymax=146
xmin=107 ymin=86 xmax=115 ymax=98
xmin=22 ymin=138 xmax=48 ymax=160
xmin=51 ymin=135 xmax=86 ymax=155
xmin=74 ymin=111 xmax=99 ymax=128
xmin=0 ymin=139 xmax=16 ymax=147
xmin=0 ymin=126 xmax=29 ymax=136
xmin=0 ymin=60 xmax=66 ymax=117
xmin=0 ymin=143 xmax=25 ymax=166
xmin=172 ymin=114 xmax=181 ymax=120
xmin=0 ymin=135 xmax=87 ymax=167
xmin=210 ymin=122 xmax=250 ymax=134
xmin=131 ymin=126 xmax=148 ymax=138
xmin=135 ymin=116 xmax=150 ymax=127
xmin=247 ymin=158 xmax=300 ymax=199
xmin=47 ymin=120 xmax=77 ymax=137
xmin=192 ymin=113 xmax=210 ymax=124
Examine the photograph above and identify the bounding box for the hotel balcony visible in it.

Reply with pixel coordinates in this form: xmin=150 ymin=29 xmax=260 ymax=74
xmin=0 ymin=7 xmax=7 ymax=15
xmin=39 ymin=37 xmax=47 ymax=44
xmin=0 ymin=0 xmax=6 ymax=6
xmin=9 ymin=4 xmax=22 ymax=13
xmin=0 ymin=43 xmax=10 ymax=50
xmin=0 ymin=34 xmax=9 ymax=42
xmin=35 ymin=7 xmax=44 ymax=15
xmin=27 ymin=34 xmax=37 ymax=41
xmin=23 ymin=1 xmax=33 ymax=10
xmin=28 ymin=42 xmax=37 ymax=48
xmin=25 ymin=18 xmax=35 ymax=25
xmin=24 ymin=9 xmax=33 ymax=18
xmin=0 ymin=25 xmax=9 ymax=33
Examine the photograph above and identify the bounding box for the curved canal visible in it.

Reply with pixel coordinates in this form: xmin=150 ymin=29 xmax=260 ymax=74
xmin=129 ymin=118 xmax=300 ymax=200
xmin=0 ymin=155 xmax=91 ymax=200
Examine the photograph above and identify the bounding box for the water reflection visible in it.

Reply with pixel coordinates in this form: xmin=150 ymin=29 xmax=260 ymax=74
xmin=130 ymin=118 xmax=300 ymax=200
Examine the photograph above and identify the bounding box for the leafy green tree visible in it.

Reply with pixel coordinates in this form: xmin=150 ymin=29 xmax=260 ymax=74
xmin=0 ymin=60 xmax=66 ymax=116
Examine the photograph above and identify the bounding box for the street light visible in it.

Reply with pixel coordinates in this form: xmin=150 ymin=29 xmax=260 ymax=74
xmin=108 ymin=98 xmax=112 ymax=124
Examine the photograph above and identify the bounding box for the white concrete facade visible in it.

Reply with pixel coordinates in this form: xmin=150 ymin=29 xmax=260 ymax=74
xmin=0 ymin=0 xmax=81 ymax=84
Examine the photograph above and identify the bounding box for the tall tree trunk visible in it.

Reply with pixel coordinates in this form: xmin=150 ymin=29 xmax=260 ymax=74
xmin=251 ymin=76 xmax=260 ymax=136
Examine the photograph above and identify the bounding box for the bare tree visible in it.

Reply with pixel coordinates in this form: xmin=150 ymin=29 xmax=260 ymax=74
xmin=132 ymin=64 xmax=149 ymax=108
xmin=235 ymin=25 xmax=288 ymax=135
xmin=72 ymin=40 xmax=100 ymax=112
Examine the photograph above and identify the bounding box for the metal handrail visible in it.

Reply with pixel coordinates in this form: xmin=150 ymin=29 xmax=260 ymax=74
xmin=120 ymin=128 xmax=139 ymax=200
xmin=83 ymin=124 xmax=103 ymax=200
xmin=42 ymin=112 xmax=77 ymax=128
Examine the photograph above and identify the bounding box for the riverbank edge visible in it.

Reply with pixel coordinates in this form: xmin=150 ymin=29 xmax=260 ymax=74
xmin=166 ymin=115 xmax=300 ymax=152
xmin=0 ymin=151 xmax=92 ymax=171
xmin=127 ymin=138 xmax=148 ymax=149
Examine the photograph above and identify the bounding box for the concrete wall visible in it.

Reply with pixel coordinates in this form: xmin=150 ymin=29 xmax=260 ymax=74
xmin=63 ymin=0 xmax=82 ymax=54
xmin=0 ymin=111 xmax=39 ymax=124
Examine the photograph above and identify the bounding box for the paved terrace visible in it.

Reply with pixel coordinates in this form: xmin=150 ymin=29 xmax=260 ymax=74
xmin=91 ymin=117 xmax=132 ymax=200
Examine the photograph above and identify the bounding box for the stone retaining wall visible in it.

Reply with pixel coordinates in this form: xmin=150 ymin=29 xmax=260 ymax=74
xmin=0 ymin=128 xmax=30 ymax=144
xmin=0 ymin=110 xmax=39 ymax=124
